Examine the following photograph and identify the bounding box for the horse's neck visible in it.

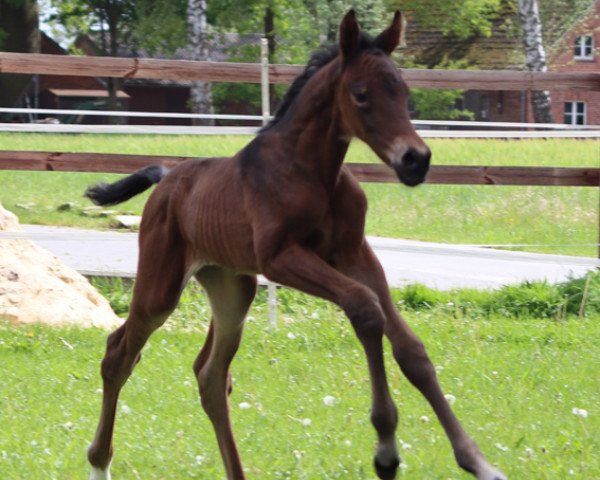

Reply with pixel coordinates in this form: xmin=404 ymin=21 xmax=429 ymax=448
xmin=276 ymin=61 xmax=350 ymax=187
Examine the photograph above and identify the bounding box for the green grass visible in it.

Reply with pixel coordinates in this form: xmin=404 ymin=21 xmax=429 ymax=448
xmin=0 ymin=134 xmax=598 ymax=256
xmin=1 ymin=280 xmax=598 ymax=479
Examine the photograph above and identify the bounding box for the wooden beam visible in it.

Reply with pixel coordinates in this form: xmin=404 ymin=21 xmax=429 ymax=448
xmin=0 ymin=151 xmax=598 ymax=187
xmin=2 ymin=52 xmax=600 ymax=91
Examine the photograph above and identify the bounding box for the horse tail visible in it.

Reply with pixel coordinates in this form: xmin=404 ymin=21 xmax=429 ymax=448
xmin=84 ymin=165 xmax=168 ymax=206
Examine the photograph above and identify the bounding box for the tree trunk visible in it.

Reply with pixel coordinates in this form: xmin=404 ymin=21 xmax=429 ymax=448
xmin=188 ymin=0 xmax=213 ymax=126
xmin=264 ymin=6 xmax=277 ymax=107
xmin=106 ymin=2 xmax=121 ymax=124
xmin=0 ymin=0 xmax=39 ymax=108
xmin=517 ymin=0 xmax=553 ymax=123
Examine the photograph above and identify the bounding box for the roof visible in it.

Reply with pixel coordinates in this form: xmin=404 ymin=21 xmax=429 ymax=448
xmin=399 ymin=1 xmax=597 ymax=70
xmin=47 ymin=89 xmax=130 ymax=98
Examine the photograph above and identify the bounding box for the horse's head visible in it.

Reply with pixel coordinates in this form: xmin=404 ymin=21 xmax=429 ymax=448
xmin=336 ymin=10 xmax=431 ymax=187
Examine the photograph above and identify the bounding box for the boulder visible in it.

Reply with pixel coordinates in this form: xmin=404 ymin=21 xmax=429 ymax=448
xmin=0 ymin=203 xmax=122 ymax=328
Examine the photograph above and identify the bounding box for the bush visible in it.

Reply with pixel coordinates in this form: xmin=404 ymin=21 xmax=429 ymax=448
xmin=397 ymin=270 xmax=600 ymax=319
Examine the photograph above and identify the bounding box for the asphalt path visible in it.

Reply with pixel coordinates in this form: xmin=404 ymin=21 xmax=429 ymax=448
xmin=9 ymin=225 xmax=598 ymax=290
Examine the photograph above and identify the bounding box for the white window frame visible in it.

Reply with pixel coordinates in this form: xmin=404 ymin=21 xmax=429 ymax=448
xmin=564 ymin=101 xmax=587 ymax=126
xmin=574 ymin=35 xmax=594 ymax=60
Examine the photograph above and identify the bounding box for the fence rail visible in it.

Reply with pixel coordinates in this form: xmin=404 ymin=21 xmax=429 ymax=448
xmin=2 ymin=52 xmax=600 ymax=91
xmin=2 ymin=123 xmax=600 ymax=138
xmin=0 ymin=150 xmax=597 ymax=187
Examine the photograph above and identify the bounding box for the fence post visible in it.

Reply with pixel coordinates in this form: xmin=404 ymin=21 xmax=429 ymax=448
xmin=261 ymin=37 xmax=278 ymax=326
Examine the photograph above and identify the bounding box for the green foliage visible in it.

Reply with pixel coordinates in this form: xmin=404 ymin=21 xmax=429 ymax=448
xmin=393 ymin=0 xmax=503 ymax=40
xmin=397 ymin=270 xmax=600 ymax=319
xmin=410 ymin=87 xmax=474 ymax=120
xmin=0 ymin=27 xmax=7 ymax=49
xmin=131 ymin=0 xmax=187 ymax=54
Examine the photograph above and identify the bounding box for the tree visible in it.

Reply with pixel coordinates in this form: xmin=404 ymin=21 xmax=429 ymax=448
xmin=49 ymin=0 xmax=136 ymax=120
xmin=0 ymin=0 xmax=39 ymax=108
xmin=188 ymin=0 xmax=213 ymax=125
xmin=517 ymin=0 xmax=553 ymax=123
xmin=394 ymin=0 xmax=502 ymax=40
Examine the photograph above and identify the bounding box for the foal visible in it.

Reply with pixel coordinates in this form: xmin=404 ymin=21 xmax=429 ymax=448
xmin=86 ymin=11 xmax=506 ymax=480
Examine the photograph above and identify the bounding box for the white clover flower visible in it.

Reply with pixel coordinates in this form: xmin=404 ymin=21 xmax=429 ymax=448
xmin=444 ymin=394 xmax=456 ymax=405
xmin=195 ymin=455 xmax=205 ymax=465
xmin=239 ymin=402 xmax=252 ymax=410
xmin=525 ymin=447 xmax=534 ymax=457
xmin=287 ymin=332 xmax=297 ymax=340
xmin=302 ymin=418 xmax=312 ymax=427
xmin=344 ymin=440 xmax=352 ymax=447
xmin=572 ymin=407 xmax=588 ymax=418
xmin=121 ymin=404 xmax=132 ymax=414
xmin=183 ymin=380 xmax=192 ymax=387
xmin=495 ymin=443 xmax=509 ymax=452
xmin=419 ymin=415 xmax=430 ymax=423
xmin=322 ymin=395 xmax=336 ymax=406
xmin=293 ymin=450 xmax=304 ymax=460
xmin=401 ymin=442 xmax=412 ymax=451
xmin=62 ymin=421 xmax=74 ymax=430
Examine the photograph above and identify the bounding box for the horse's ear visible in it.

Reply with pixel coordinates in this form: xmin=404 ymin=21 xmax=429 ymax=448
xmin=339 ymin=9 xmax=360 ymax=61
xmin=374 ymin=11 xmax=404 ymax=55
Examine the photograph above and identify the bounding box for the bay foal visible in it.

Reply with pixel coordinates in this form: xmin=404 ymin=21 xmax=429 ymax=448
xmin=86 ymin=11 xmax=506 ymax=480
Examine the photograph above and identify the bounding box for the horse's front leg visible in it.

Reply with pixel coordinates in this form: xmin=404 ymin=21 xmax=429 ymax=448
xmin=262 ymin=243 xmax=400 ymax=479
xmin=337 ymin=241 xmax=507 ymax=480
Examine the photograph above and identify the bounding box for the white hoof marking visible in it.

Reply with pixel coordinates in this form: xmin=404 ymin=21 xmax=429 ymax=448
xmin=90 ymin=464 xmax=111 ymax=480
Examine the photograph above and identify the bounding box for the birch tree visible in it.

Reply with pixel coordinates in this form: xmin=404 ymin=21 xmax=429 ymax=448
xmin=518 ymin=0 xmax=553 ymax=123
xmin=188 ymin=0 xmax=213 ymax=125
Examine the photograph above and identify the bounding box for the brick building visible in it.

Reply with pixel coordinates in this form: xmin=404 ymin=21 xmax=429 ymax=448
xmin=548 ymin=0 xmax=600 ymax=125
xmin=402 ymin=1 xmax=600 ymax=126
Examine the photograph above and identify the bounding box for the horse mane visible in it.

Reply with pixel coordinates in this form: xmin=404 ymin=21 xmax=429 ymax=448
xmin=260 ymin=33 xmax=375 ymax=133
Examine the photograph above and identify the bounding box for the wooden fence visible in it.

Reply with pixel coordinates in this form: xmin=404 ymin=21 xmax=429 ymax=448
xmin=1 ymin=52 xmax=600 ymax=90
xmin=0 ymin=151 xmax=598 ymax=187
xmin=0 ymin=52 xmax=599 ymax=256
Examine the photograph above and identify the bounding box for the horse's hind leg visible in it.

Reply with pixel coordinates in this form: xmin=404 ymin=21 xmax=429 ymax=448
xmin=193 ymin=267 xmax=257 ymax=480
xmin=88 ymin=231 xmax=190 ymax=480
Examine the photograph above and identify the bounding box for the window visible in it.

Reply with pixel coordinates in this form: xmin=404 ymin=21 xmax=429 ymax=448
xmin=574 ymin=35 xmax=594 ymax=60
xmin=564 ymin=101 xmax=586 ymax=125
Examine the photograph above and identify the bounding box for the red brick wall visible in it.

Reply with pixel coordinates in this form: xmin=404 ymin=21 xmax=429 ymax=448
xmin=548 ymin=0 xmax=600 ymax=125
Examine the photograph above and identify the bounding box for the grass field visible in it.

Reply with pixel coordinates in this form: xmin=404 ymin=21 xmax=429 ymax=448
xmin=0 ymin=134 xmax=598 ymax=256
xmin=1 ymin=278 xmax=599 ymax=480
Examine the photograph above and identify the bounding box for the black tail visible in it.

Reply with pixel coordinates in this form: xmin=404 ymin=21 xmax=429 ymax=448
xmin=84 ymin=165 xmax=168 ymax=206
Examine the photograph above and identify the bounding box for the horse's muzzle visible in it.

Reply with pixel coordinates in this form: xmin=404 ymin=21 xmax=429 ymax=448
xmin=393 ymin=147 xmax=431 ymax=187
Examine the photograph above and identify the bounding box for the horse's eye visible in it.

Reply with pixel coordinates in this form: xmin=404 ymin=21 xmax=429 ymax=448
xmin=351 ymin=90 xmax=369 ymax=108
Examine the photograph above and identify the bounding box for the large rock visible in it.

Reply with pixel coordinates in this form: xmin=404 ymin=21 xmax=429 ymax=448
xmin=0 ymin=204 xmax=122 ymax=328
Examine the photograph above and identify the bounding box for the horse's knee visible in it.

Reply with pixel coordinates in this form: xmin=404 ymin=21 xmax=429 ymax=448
xmin=100 ymin=325 xmax=143 ymax=387
xmin=197 ymin=369 xmax=223 ymax=418
xmin=341 ymin=287 xmax=386 ymax=338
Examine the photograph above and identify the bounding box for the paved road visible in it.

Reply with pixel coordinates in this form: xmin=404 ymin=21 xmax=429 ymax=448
xmin=11 ymin=225 xmax=600 ymax=290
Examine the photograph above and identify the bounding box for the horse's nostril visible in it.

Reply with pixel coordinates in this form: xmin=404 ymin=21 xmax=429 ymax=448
xmin=393 ymin=147 xmax=431 ymax=187
xmin=402 ymin=148 xmax=431 ymax=169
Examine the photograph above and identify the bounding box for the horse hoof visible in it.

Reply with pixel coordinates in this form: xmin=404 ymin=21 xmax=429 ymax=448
xmin=374 ymin=456 xmax=400 ymax=480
